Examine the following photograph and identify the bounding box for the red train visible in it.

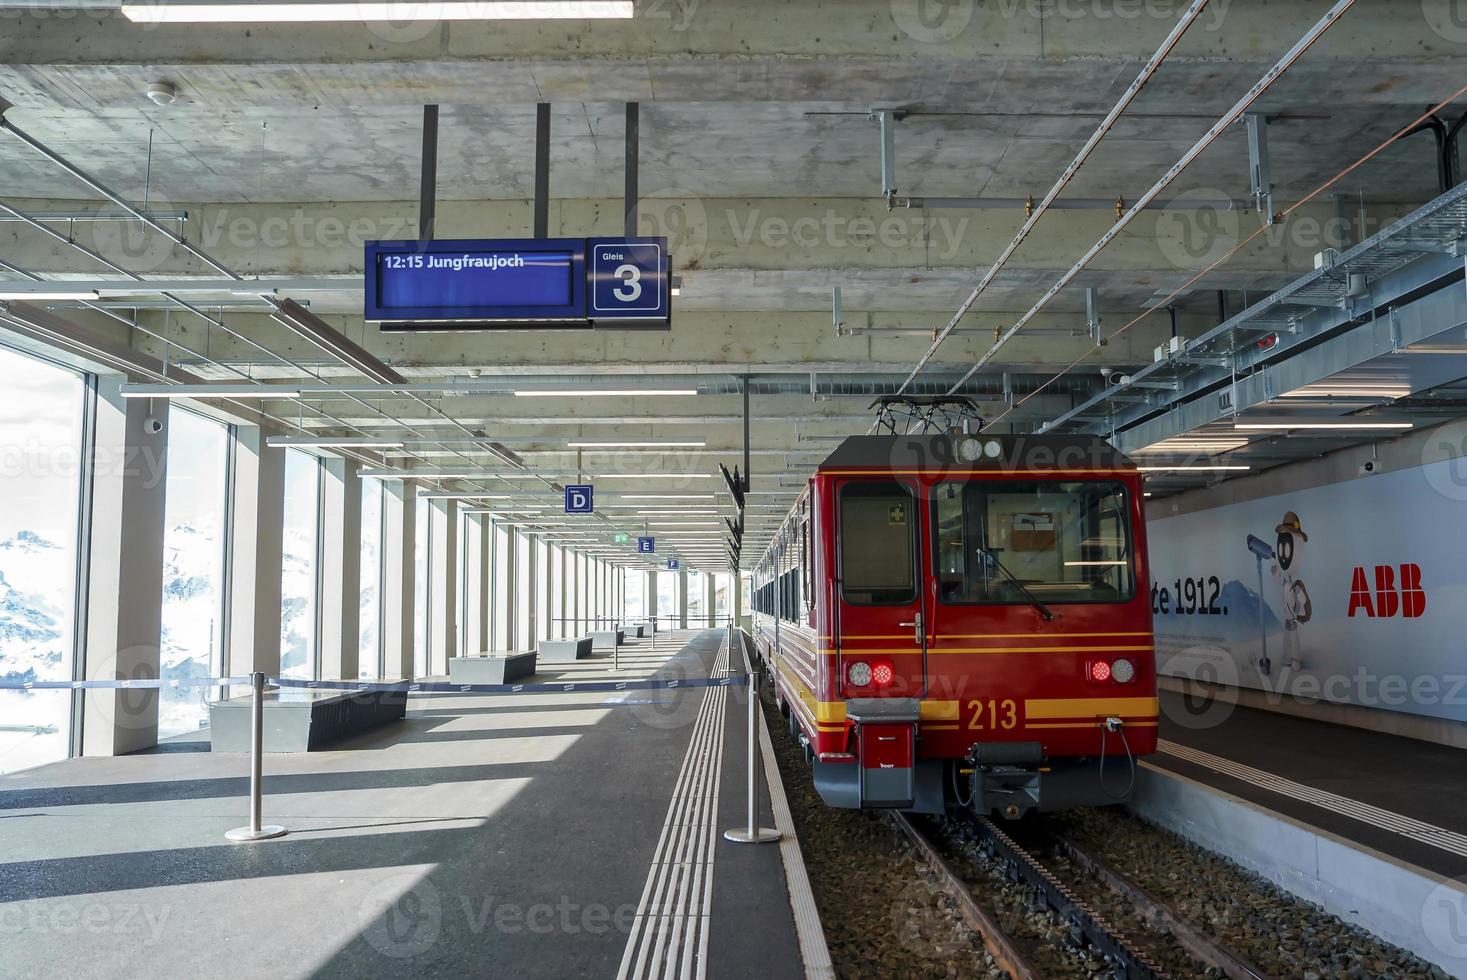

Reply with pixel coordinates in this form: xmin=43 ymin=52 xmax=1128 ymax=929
xmin=751 ymin=430 xmax=1157 ymax=818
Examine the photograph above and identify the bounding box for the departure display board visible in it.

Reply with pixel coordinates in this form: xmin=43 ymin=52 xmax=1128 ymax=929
xmin=365 ymin=237 xmax=669 ymax=329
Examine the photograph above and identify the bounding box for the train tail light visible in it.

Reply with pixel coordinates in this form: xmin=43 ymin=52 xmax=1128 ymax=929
xmin=845 ymin=658 xmax=897 ymax=691
xmin=1088 ymin=658 xmax=1136 ymax=684
xmin=870 ymin=659 xmax=895 ymax=688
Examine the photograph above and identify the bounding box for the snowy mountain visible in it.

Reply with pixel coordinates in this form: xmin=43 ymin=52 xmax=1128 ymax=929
xmin=0 ymin=523 xmax=229 ymax=773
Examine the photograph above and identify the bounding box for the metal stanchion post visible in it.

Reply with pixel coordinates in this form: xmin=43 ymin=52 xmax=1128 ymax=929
xmin=724 ymin=628 xmax=779 ymax=844
xmin=226 ymin=671 xmax=287 ymax=843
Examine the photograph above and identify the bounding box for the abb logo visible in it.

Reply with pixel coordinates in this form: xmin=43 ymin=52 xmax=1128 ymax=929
xmin=1347 ymin=564 xmax=1426 ymax=618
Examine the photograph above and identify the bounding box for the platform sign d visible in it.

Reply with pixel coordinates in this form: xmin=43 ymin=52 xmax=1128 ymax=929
xmin=637 ymin=536 xmax=656 ymax=554
xmin=588 ymin=238 xmax=669 ymax=323
xmin=564 ymin=484 xmax=594 ymax=514
xmin=666 ymin=558 xmax=680 ymax=571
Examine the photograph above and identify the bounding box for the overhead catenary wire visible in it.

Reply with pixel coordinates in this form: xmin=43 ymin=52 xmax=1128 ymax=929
xmin=992 ymin=81 xmax=1467 ymax=430
xmin=940 ymin=0 xmax=1359 ymax=398
xmin=894 ymin=0 xmax=1214 ymax=396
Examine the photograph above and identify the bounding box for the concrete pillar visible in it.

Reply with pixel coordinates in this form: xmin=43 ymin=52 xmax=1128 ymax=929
xmin=381 ymin=480 xmax=417 ymax=679
xmin=705 ymin=572 xmax=716 ymax=628
xmin=572 ymin=552 xmax=582 ymax=633
xmin=648 ymin=570 xmax=659 ymax=629
xmin=80 ymin=379 xmax=168 ymax=756
xmin=501 ymin=526 xmax=517 ymax=649
xmin=678 ymin=568 xmax=689 ymax=629
xmin=473 ymin=514 xmax=490 ymax=653
xmin=544 ymin=543 xmax=556 ymax=640
xmin=428 ymin=498 xmax=458 ymax=673
xmin=224 ymin=424 xmax=285 ymax=678
xmin=318 ymin=457 xmax=361 ymax=681
xmin=524 ymin=533 xmax=539 ymax=645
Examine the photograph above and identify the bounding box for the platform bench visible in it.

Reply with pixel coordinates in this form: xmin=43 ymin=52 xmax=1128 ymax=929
xmin=448 ymin=651 xmax=537 ymax=684
xmin=538 ymin=636 xmax=594 ymax=662
xmin=589 ymin=629 xmax=625 ymax=651
xmin=628 ymin=624 xmax=646 ymax=638
xmin=208 ymin=686 xmax=406 ymax=752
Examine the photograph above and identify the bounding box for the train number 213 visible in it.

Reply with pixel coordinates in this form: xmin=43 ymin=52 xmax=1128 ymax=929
xmin=965 ymin=698 xmax=1020 ymax=730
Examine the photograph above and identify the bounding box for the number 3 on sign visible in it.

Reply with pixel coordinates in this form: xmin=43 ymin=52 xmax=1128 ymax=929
xmin=612 ymin=263 xmax=642 ymax=301
xmin=966 ymin=698 xmax=1019 ymax=730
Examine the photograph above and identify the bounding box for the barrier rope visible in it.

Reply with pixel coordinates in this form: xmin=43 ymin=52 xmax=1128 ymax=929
xmin=0 ymin=674 xmax=747 ymax=694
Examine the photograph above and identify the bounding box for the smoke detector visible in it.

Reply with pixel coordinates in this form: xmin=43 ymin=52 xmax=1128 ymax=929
xmin=145 ymin=82 xmax=177 ymax=106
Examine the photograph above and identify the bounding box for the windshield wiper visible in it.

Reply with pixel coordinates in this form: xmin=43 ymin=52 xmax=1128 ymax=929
xmin=978 ymin=546 xmax=1056 ymax=621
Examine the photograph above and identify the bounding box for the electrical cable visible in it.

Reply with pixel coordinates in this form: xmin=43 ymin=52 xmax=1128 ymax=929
xmin=993 ymin=81 xmax=1467 ymax=429
xmin=1097 ymin=721 xmax=1137 ymax=801
xmin=895 ymin=0 xmax=1215 ymax=395
xmin=939 ymin=0 xmax=1359 ymax=398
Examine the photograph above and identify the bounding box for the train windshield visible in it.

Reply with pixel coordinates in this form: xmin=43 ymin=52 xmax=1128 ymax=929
xmin=933 ymin=480 xmax=1135 ymax=605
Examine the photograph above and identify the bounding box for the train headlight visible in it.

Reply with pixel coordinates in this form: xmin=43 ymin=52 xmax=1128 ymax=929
xmin=957 ymin=438 xmax=983 ymax=462
xmin=983 ymin=439 xmax=1003 ymax=459
xmin=846 ymin=661 xmax=872 ymax=687
xmin=1111 ymin=658 xmax=1136 ymax=684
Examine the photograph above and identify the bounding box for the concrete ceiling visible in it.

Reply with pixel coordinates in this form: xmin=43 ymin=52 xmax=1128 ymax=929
xmin=3 ymin=0 xmax=1467 ymax=564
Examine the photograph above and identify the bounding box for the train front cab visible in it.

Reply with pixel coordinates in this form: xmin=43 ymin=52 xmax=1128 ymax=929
xmin=810 ymin=457 xmax=1157 ymax=819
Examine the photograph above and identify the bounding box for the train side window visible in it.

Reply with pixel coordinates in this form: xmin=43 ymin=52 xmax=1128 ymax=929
xmin=838 ymin=481 xmax=917 ymax=605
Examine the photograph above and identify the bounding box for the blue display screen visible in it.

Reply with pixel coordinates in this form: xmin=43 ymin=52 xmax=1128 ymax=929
xmin=364 ymin=237 xmax=667 ymax=328
xmin=376 ymin=249 xmax=573 ymax=310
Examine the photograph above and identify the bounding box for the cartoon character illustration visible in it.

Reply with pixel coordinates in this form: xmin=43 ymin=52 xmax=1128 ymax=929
xmin=1243 ymin=511 xmax=1312 ymax=677
xmin=1270 ymin=511 xmax=1311 ymax=667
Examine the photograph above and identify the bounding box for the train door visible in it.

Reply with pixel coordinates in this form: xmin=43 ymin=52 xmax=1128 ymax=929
xmin=833 ymin=478 xmax=928 ymax=699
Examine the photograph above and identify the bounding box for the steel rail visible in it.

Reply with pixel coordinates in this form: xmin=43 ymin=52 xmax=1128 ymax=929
xmin=889 ymin=812 xmax=1042 ymax=980
xmin=943 ymin=0 xmax=1358 ymax=397
xmin=1051 ymin=832 xmax=1272 ymax=980
xmin=894 ymin=0 xmax=1213 ymax=395
xmin=970 ymin=814 xmax=1171 ymax=979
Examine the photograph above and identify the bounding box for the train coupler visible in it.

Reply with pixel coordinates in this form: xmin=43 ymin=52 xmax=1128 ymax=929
xmin=967 ymin=742 xmax=1045 ymax=820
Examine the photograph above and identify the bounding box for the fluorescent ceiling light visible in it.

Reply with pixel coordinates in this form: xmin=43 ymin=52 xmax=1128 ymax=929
xmin=1233 ymin=422 xmax=1412 ymax=430
xmin=1136 ymin=465 xmax=1251 ymax=472
xmin=595 ymin=473 xmax=715 ymax=479
xmin=0 ymin=289 xmax=99 ymax=300
xmin=648 ymin=522 xmax=722 ymax=527
xmin=269 ymin=436 xmax=405 ymax=448
xmin=618 ymin=494 xmax=715 ymax=500
xmin=1064 ymin=560 xmax=1129 ymax=567
xmin=121 ymin=384 xmax=301 ymax=399
xmin=567 ymin=441 xmax=706 ymax=448
xmin=514 ymin=389 xmax=697 ymax=398
xmin=121 ymin=1 xmax=633 ymax=24
xmin=417 ymin=492 xmax=514 ymax=500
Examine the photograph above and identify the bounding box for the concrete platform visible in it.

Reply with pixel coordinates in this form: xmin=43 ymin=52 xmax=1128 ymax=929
xmin=447 ymin=652 xmax=537 ymax=684
xmin=208 ymin=687 xmax=407 ymax=753
xmin=536 ymin=637 xmax=594 ymax=663
xmin=589 ymin=629 xmax=625 ymax=651
xmin=1153 ymin=689 xmax=1467 ymax=878
xmin=0 ymin=630 xmax=810 ymax=979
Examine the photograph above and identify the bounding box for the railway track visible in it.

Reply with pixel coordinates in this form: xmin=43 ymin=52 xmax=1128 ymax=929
xmin=892 ymin=810 xmax=1273 ymax=980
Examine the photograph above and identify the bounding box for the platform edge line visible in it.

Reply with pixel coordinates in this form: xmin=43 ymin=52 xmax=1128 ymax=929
xmin=756 ymin=660 xmax=836 ymax=980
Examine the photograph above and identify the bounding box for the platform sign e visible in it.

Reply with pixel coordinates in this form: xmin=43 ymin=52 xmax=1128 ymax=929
xmin=666 ymin=558 xmax=680 ymax=571
xmin=564 ymin=484 xmax=594 ymax=514
xmin=588 ymin=238 xmax=669 ymax=322
xmin=637 ymin=536 xmax=656 ymax=554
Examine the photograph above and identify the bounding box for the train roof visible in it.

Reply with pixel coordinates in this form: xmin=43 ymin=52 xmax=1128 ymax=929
xmin=815 ymin=433 xmax=1136 ymax=472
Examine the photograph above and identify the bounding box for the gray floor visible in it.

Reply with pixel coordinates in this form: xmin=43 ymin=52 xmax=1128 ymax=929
xmin=0 ymin=630 xmax=803 ymax=979
xmin=1157 ymin=689 xmax=1467 ymax=877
